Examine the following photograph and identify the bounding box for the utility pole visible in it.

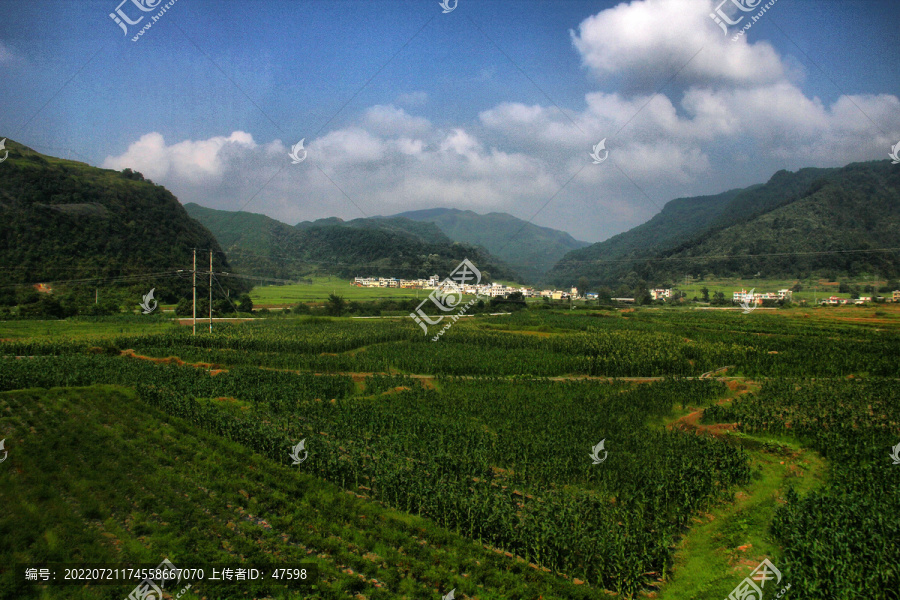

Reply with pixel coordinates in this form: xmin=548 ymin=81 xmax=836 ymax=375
xmin=192 ymin=248 xmax=197 ymax=336
xmin=209 ymin=249 xmax=213 ymax=334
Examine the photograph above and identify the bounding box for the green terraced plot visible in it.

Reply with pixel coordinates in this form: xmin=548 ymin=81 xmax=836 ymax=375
xmin=1 ymin=307 xmax=898 ymax=599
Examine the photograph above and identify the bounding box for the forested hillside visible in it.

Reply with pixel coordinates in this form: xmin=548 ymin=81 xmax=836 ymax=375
xmin=392 ymin=207 xmax=590 ymax=283
xmin=186 ymin=204 xmax=518 ymax=282
xmin=0 ymin=139 xmax=245 ymax=303
xmin=550 ymin=161 xmax=900 ymax=286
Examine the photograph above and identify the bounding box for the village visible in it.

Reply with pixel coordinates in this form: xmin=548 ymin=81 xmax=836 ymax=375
xmin=352 ymin=275 xmax=581 ymax=299
xmin=354 ymin=276 xmax=900 ymax=306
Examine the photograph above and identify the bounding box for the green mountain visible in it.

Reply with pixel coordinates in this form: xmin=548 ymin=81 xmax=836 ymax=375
xmin=549 ymin=160 xmax=900 ymax=287
xmin=185 ymin=204 xmax=519 ymax=282
xmin=0 ymin=138 xmax=244 ymax=300
xmin=389 ymin=208 xmax=590 ymax=284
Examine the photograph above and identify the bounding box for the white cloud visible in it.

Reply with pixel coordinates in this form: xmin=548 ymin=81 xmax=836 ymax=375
xmin=570 ymin=0 xmax=786 ymax=91
xmin=101 ymin=118 xmax=560 ymax=233
xmin=102 ymin=131 xmax=257 ymax=183
xmin=100 ymin=0 xmax=900 ymax=244
xmin=362 ymin=104 xmax=431 ymax=138
xmin=480 ymin=0 xmax=900 ymax=191
xmin=312 ymin=127 xmax=386 ymax=166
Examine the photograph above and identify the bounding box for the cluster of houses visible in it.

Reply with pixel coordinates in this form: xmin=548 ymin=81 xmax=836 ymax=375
xmin=353 ymin=276 xmax=444 ymax=289
xmin=354 ymin=277 xmax=900 ymax=305
xmin=737 ymin=289 xmax=900 ymax=305
xmin=353 ymin=276 xmax=584 ymax=300
xmin=732 ymin=289 xmax=794 ymax=304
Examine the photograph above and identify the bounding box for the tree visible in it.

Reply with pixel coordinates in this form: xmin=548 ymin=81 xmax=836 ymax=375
xmin=214 ymin=299 xmax=233 ymax=315
xmin=326 ymin=294 xmax=346 ymax=317
xmin=701 ymin=287 xmax=710 ymax=302
xmin=175 ymin=298 xmax=191 ymax=317
xmin=19 ymin=295 xmax=72 ymax=318
xmin=577 ymin=277 xmax=590 ymax=298
xmin=597 ymin=286 xmax=613 ymax=304
xmin=838 ymin=282 xmax=850 ymax=293
xmin=634 ymin=287 xmax=651 ymax=305
xmin=791 ymin=283 xmax=803 ymax=293
xmin=238 ymin=294 xmax=254 ymax=313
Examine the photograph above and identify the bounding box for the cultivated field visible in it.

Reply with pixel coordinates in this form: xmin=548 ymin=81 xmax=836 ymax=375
xmin=1 ymin=306 xmax=898 ymax=599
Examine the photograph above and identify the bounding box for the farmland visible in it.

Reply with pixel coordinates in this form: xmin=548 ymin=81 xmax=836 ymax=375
xmin=247 ymin=276 xmax=526 ymax=307
xmin=1 ymin=306 xmax=898 ymax=599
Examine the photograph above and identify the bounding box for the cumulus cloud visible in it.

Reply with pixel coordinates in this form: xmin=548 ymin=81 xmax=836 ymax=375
xmin=482 ymin=0 xmax=899 ymax=184
xmin=102 ymin=131 xmax=257 ymax=183
xmin=570 ymin=0 xmax=786 ymax=91
xmin=101 ymin=116 xmax=561 ymax=231
xmin=361 ymin=104 xmax=431 ymax=138
xmin=100 ymin=0 xmax=900 ymax=243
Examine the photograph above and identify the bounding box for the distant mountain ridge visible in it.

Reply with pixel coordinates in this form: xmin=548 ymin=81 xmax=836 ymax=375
xmin=185 ymin=204 xmax=518 ymax=282
xmin=388 ymin=207 xmax=590 ymax=283
xmin=549 ymin=160 xmax=900 ymax=287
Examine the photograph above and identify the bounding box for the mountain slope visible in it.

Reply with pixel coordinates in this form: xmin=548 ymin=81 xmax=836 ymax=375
xmin=549 ymin=161 xmax=900 ymax=286
xmin=390 ymin=208 xmax=590 ymax=283
xmin=657 ymin=161 xmax=900 ymax=279
xmin=298 ymin=215 xmax=453 ymax=245
xmin=186 ymin=204 xmax=518 ymax=282
xmin=0 ymin=138 xmax=243 ymax=298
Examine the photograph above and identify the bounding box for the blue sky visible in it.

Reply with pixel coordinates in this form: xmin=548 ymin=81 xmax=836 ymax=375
xmin=1 ymin=0 xmax=898 ymax=242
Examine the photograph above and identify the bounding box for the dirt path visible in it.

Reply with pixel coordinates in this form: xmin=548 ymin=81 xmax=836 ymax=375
xmin=119 ymin=349 xmax=228 ymax=376
xmin=652 ymin=381 xmax=827 ymax=600
xmin=668 ymin=377 xmax=751 ymax=437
